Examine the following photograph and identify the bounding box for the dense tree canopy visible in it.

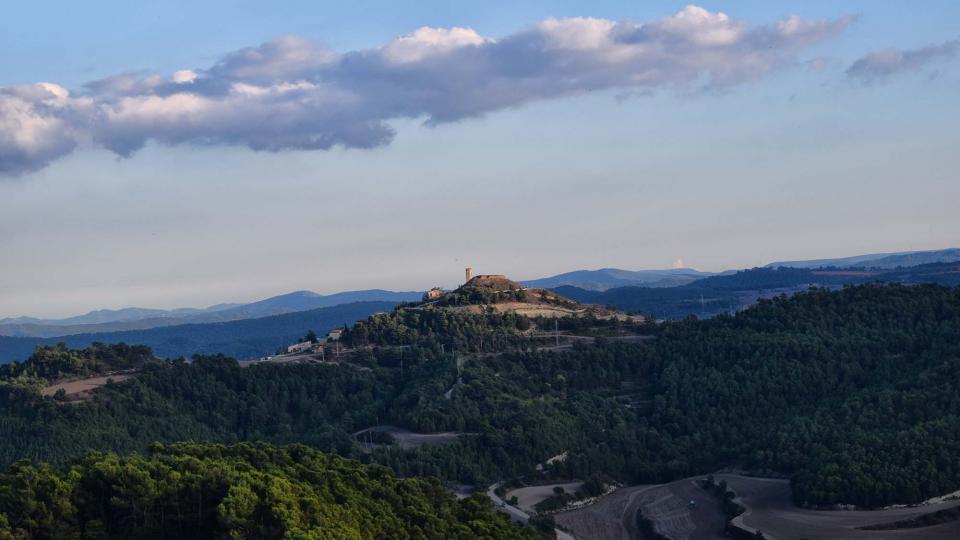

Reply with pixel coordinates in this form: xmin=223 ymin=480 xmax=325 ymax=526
xmin=366 ymin=284 xmax=960 ymax=507
xmin=341 ymin=308 xmax=540 ymax=352
xmin=0 ymin=442 xmax=532 ymax=539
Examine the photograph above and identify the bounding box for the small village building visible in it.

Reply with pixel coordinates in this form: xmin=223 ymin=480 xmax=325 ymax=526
xmin=287 ymin=341 xmax=313 ymax=354
xmin=327 ymin=329 xmax=343 ymax=341
xmin=424 ymin=287 xmax=444 ymax=300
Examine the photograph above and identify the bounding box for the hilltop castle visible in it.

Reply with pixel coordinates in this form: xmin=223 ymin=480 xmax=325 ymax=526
xmin=463 ymin=269 xmax=519 ymax=291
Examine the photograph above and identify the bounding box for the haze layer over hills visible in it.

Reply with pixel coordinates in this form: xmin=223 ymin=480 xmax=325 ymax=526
xmin=1 ymin=248 xmax=958 ymax=364
xmin=0 ymin=290 xmax=422 ymax=338
xmin=765 ymin=248 xmax=960 ymax=270
xmin=522 ymin=268 xmax=716 ymax=291
xmin=0 ymin=302 xmax=399 ymax=362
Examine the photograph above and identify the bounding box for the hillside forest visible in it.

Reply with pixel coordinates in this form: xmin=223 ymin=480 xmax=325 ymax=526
xmin=1 ymin=283 xmax=959 ymax=536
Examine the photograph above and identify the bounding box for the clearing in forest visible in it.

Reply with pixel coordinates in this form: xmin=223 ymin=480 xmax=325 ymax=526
xmin=40 ymin=374 xmax=136 ymax=401
xmin=505 ymin=482 xmax=585 ymax=513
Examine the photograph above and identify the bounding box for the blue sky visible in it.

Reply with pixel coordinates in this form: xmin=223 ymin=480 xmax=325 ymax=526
xmin=3 ymin=1 xmax=957 ymax=87
xmin=0 ymin=2 xmax=957 ymax=318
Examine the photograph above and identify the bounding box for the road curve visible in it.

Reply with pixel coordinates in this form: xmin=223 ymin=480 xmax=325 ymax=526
xmin=487 ymin=482 xmax=578 ymax=540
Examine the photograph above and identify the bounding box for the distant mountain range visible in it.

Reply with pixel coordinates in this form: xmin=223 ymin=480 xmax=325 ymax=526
xmin=0 ymin=305 xmax=232 ymax=327
xmin=556 ymin=262 xmax=960 ymax=319
xmin=0 ymin=290 xmax=423 ymax=338
xmin=522 ymin=267 xmax=717 ymax=291
xmin=766 ymin=248 xmax=960 ymax=270
xmin=0 ymin=301 xmax=397 ymax=364
xmin=528 ymin=249 xmax=959 ymax=291
xmin=2 ymin=247 xmax=957 ymax=351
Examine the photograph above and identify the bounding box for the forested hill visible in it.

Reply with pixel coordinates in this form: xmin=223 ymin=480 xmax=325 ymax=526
xmin=0 ymin=441 xmax=532 ymax=539
xmin=0 ymin=301 xmax=397 ymax=364
xmin=643 ymin=284 xmax=960 ymax=506
xmin=2 ymin=283 xmax=960 ymax=513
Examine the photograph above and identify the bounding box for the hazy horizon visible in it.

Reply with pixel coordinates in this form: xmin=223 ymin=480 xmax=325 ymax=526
xmin=2 ymin=1 xmax=958 ymax=319
xmin=3 ymin=246 xmax=958 ymax=320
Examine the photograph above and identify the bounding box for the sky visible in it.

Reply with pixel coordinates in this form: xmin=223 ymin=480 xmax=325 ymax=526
xmin=1 ymin=1 xmax=958 ymax=318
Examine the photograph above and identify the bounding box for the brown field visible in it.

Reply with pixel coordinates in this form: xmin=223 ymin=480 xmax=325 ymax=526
xmin=554 ymin=485 xmax=654 ymax=540
xmin=556 ymin=479 xmax=725 ymax=540
xmin=555 ymin=474 xmax=960 ymax=540
xmin=353 ymin=425 xmax=464 ymax=452
xmin=633 ymin=479 xmax=727 ymax=540
xmin=41 ymin=374 xmax=136 ymax=401
xmin=719 ymin=474 xmax=960 ymax=540
xmin=506 ymin=482 xmax=585 ymax=512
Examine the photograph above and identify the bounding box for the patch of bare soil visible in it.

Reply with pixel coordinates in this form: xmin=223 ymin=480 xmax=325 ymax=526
xmin=41 ymin=374 xmax=136 ymax=401
xmin=719 ymin=474 xmax=960 ymax=540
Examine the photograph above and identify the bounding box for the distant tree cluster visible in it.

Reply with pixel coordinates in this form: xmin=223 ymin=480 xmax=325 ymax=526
xmin=532 ymin=475 xmax=608 ymax=513
xmin=0 ymin=342 xmax=154 ymax=382
xmin=436 ymin=288 xmax=529 ymax=307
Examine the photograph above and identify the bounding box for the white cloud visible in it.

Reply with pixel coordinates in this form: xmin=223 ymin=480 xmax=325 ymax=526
xmin=0 ymin=83 xmax=93 ymax=174
xmin=536 ymin=17 xmax=618 ymax=50
xmin=847 ymin=39 xmax=959 ymax=82
xmin=654 ymin=6 xmax=744 ymax=46
xmin=208 ymin=35 xmax=336 ymax=83
xmin=172 ymin=70 xmax=198 ymax=84
xmin=0 ymin=6 xmax=854 ymax=176
xmin=381 ymin=27 xmax=489 ymax=63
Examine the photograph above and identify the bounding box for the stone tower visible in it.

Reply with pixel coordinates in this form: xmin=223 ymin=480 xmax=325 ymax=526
xmin=465 ymin=267 xmax=473 ymax=283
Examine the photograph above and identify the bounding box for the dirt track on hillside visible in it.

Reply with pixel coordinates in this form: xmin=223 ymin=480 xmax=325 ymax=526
xmin=353 ymin=425 xmax=464 ymax=452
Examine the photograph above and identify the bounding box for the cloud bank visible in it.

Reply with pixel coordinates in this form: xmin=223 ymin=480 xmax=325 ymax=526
xmin=0 ymin=6 xmax=853 ymax=175
xmin=847 ymin=39 xmax=959 ymax=82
